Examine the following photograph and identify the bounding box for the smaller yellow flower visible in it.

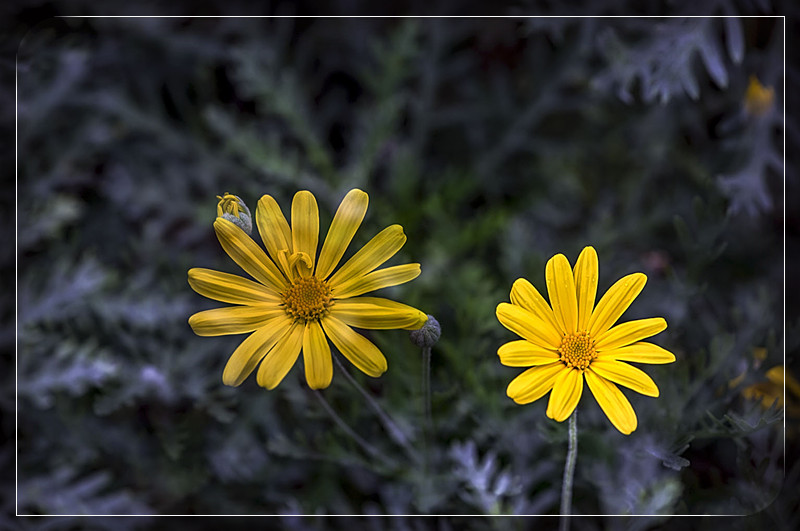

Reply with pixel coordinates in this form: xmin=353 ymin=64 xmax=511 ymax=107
xmin=188 ymin=189 xmax=427 ymax=390
xmin=496 ymin=246 xmax=676 ymax=435
xmin=744 ymin=75 xmax=775 ymax=117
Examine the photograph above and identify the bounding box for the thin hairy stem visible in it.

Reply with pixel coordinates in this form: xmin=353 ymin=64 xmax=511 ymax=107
xmin=422 ymin=346 xmax=433 ymax=477
xmin=312 ymin=390 xmax=395 ymax=469
xmin=559 ymin=410 xmax=578 ymax=531
xmin=332 ymin=354 xmax=420 ymax=463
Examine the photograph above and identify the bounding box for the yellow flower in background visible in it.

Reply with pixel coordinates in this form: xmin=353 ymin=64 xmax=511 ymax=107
xmin=188 ymin=189 xmax=427 ymax=390
xmin=496 ymin=246 xmax=675 ymax=435
xmin=742 ymin=365 xmax=800 ymax=416
xmin=744 ymin=75 xmax=775 ymax=117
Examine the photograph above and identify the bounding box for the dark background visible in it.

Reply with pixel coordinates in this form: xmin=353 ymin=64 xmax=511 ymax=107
xmin=4 ymin=2 xmax=797 ymax=529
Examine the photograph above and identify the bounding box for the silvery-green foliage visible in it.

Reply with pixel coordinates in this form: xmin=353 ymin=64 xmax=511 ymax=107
xmin=19 ymin=467 xmax=154 ymax=516
xmin=593 ymin=18 xmax=744 ymax=104
xmin=9 ymin=5 xmax=791 ymax=527
xmin=715 ymin=85 xmax=783 ymax=216
xmin=449 ymin=439 xmax=557 ymax=516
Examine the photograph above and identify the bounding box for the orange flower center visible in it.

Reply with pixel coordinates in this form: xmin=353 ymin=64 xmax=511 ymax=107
xmin=281 ymin=276 xmax=333 ymax=322
xmin=558 ymin=331 xmax=596 ymax=370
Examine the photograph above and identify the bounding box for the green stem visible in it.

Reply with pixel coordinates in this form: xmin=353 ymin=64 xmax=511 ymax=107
xmin=559 ymin=410 xmax=578 ymax=531
xmin=332 ymin=354 xmax=420 ymax=463
xmin=312 ymin=390 xmax=395 ymax=469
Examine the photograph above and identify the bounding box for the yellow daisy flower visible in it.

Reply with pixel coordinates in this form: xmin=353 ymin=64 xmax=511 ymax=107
xmin=496 ymin=246 xmax=675 ymax=435
xmin=188 ymin=189 xmax=427 ymax=390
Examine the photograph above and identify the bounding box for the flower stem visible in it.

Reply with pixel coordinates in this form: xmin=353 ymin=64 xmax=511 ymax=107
xmin=559 ymin=410 xmax=578 ymax=531
xmin=422 ymin=346 xmax=433 ymax=474
xmin=312 ymin=390 xmax=395 ymax=469
xmin=422 ymin=346 xmax=433 ymax=444
xmin=332 ymin=354 xmax=420 ymax=463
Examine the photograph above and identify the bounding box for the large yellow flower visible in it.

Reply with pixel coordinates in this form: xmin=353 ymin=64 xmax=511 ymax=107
xmin=496 ymin=246 xmax=675 ymax=434
xmin=188 ymin=189 xmax=427 ymax=390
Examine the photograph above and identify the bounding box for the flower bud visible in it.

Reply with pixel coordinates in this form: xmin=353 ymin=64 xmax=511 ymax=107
xmin=216 ymin=193 xmax=252 ymax=234
xmin=409 ymin=314 xmax=441 ymax=348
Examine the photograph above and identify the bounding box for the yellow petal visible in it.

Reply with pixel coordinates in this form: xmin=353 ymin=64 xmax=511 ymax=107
xmin=506 ymin=362 xmax=564 ymax=404
xmin=303 ymin=321 xmax=333 ymax=390
xmin=546 ymin=368 xmax=583 ymax=422
xmin=320 ymin=315 xmax=387 ymax=377
xmin=256 ymin=321 xmax=305 ymax=389
xmin=573 ymin=246 xmax=598 ymax=332
xmin=546 ymin=254 xmax=578 ymax=334
xmin=328 ymin=225 xmax=406 ymax=288
xmin=291 ymin=191 xmax=319 ymax=277
xmin=214 ymin=218 xmax=288 ymax=292
xmin=595 ymin=317 xmax=667 ymax=350
xmin=189 ymin=305 xmax=285 ymax=336
xmin=222 ymin=315 xmax=293 ymax=386
xmin=588 ymin=273 xmax=647 ymax=337
xmin=498 ymin=340 xmax=560 ymax=367
xmin=589 ymin=359 xmax=659 ymax=397
xmin=595 ymin=341 xmax=676 ymax=364
xmin=777 ymin=366 xmax=800 ymax=398
xmin=329 ymin=297 xmax=427 ymax=330
xmin=585 ymin=369 xmax=637 ymax=434
xmin=256 ymin=194 xmax=293 ymax=278
xmin=316 ymin=189 xmax=369 ymax=280
xmin=496 ymin=302 xmax=562 ymax=349
xmin=188 ymin=268 xmax=281 ymax=305
xmin=332 ymin=263 xmax=421 ymax=299
xmin=509 ymin=278 xmax=561 ymax=334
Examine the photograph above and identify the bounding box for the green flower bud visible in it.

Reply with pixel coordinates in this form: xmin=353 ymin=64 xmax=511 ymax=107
xmin=216 ymin=193 xmax=252 ymax=234
xmin=409 ymin=314 xmax=440 ymax=348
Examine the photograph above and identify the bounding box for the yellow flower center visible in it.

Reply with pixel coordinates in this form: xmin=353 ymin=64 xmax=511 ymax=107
xmin=558 ymin=331 xmax=597 ymax=370
xmin=281 ymin=276 xmax=333 ymax=322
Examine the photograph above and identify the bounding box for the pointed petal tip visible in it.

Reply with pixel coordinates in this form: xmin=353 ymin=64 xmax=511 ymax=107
xmin=412 ymin=310 xmax=429 ymax=329
xmin=223 ymin=363 xmax=249 ymax=387
xmin=366 ymin=357 xmax=388 ymax=377
xmin=495 ymin=302 xmax=509 ymax=316
xmin=346 ymin=188 xmax=369 ymax=199
xmin=213 ymin=216 xmax=230 ymax=229
xmin=507 ymin=387 xmax=526 ymax=403
xmin=577 ymin=246 xmax=598 ymax=262
xmin=256 ymin=372 xmax=281 ymax=390
xmin=222 ymin=375 xmax=242 ymax=387
xmin=386 ymin=224 xmax=406 ymax=237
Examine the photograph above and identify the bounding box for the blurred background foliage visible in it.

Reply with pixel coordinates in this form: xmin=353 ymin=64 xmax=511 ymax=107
xmin=6 ymin=3 xmax=797 ymax=529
